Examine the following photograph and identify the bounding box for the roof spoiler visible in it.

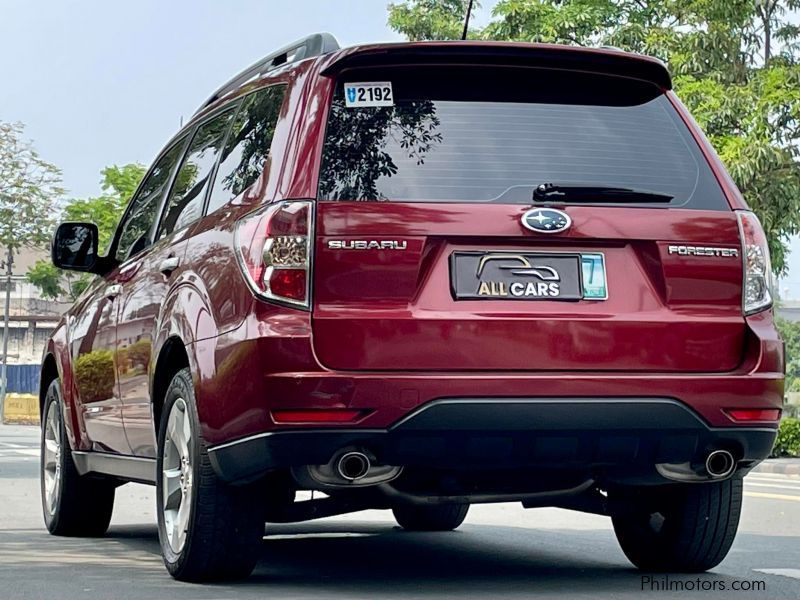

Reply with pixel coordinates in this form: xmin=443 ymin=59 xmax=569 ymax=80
xmin=321 ymin=42 xmax=671 ymax=90
xmin=195 ymin=32 xmax=340 ymax=116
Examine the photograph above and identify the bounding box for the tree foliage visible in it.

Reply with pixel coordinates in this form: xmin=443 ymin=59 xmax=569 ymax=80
xmin=0 ymin=122 xmax=63 ymax=256
xmin=387 ymin=0 xmax=800 ymax=273
xmin=388 ymin=0 xmax=480 ymax=40
xmin=319 ymin=98 xmax=442 ymax=200
xmin=777 ymin=317 xmax=800 ymax=392
xmin=74 ymin=349 xmax=115 ymax=403
xmin=26 ymin=163 xmax=145 ymax=300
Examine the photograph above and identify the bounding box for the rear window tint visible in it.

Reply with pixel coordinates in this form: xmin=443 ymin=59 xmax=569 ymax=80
xmin=318 ymin=67 xmax=727 ymax=209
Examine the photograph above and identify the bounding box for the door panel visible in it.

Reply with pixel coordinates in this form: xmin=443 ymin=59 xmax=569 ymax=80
xmin=117 ymin=236 xmax=190 ymax=457
xmin=68 ymin=278 xmax=129 ymax=454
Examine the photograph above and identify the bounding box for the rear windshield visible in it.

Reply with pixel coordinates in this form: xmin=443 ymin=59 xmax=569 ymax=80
xmin=318 ymin=66 xmax=727 ymax=209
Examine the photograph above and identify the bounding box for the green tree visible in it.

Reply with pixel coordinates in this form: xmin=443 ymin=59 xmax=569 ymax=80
xmin=777 ymin=317 xmax=800 ymax=392
xmin=388 ymin=0 xmax=479 ymax=40
xmin=0 ymin=121 xmax=63 ymax=259
xmin=319 ymin=99 xmax=442 ymax=200
xmin=74 ymin=349 xmax=115 ymax=403
xmin=26 ymin=259 xmax=69 ymax=300
xmin=386 ymin=0 xmax=800 ymax=273
xmin=26 ymin=163 xmax=145 ymax=301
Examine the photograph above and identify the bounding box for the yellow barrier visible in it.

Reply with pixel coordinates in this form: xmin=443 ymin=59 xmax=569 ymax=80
xmin=2 ymin=393 xmax=39 ymax=425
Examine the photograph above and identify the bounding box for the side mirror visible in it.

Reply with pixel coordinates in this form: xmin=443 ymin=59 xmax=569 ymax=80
xmin=51 ymin=222 xmax=99 ymax=272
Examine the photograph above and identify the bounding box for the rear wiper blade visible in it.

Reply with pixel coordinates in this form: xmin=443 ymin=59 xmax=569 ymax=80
xmin=532 ymin=183 xmax=674 ymax=204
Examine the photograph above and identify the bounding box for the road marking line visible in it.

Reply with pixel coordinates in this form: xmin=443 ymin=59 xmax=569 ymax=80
xmin=745 ymin=492 xmax=800 ymax=502
xmin=754 ymin=568 xmax=800 ymax=580
xmin=748 ymin=475 xmax=800 ymax=484
xmin=745 ymin=482 xmax=800 ymax=491
xmin=15 ymin=449 xmax=39 ymax=457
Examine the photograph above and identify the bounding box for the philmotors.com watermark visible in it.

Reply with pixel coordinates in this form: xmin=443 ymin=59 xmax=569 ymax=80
xmin=642 ymin=575 xmax=767 ymax=593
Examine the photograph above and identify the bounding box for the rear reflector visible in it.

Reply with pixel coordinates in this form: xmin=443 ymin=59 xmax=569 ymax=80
xmin=271 ymin=409 xmax=364 ymax=424
xmin=725 ymin=408 xmax=781 ymax=422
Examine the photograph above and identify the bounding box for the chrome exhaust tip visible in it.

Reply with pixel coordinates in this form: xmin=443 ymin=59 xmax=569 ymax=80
xmin=336 ymin=451 xmax=371 ymax=481
xmin=705 ymin=449 xmax=735 ymax=479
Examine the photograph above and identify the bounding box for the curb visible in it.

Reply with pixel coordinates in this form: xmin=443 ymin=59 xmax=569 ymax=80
xmin=753 ymin=461 xmax=800 ymax=477
xmin=1 ymin=393 xmax=40 ymax=426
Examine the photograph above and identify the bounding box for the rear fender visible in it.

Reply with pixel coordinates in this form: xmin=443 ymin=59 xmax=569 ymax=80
xmin=151 ymin=280 xmax=203 ymax=391
xmin=151 ymin=277 xmax=221 ymax=437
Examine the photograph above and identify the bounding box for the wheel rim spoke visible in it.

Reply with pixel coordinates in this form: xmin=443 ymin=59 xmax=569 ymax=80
xmin=172 ymin=511 xmax=183 ymax=550
xmin=166 ymin=406 xmax=180 ymax=451
xmin=162 ymin=468 xmax=182 ymax=510
xmin=175 ymin=493 xmax=190 ymax=549
xmin=180 ymin=405 xmax=192 ymax=456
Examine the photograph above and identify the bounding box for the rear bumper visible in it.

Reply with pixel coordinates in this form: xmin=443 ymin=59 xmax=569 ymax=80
xmin=207 ymin=398 xmax=777 ymax=484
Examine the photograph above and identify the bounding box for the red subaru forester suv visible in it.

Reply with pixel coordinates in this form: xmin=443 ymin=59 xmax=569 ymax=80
xmin=40 ymin=34 xmax=784 ymax=581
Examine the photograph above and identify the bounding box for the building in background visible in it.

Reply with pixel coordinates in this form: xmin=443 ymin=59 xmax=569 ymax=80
xmin=1 ymin=248 xmax=70 ymax=394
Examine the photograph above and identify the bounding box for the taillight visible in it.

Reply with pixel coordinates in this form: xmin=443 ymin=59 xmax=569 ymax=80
xmin=736 ymin=210 xmax=773 ymax=316
xmin=234 ymin=200 xmax=312 ymax=308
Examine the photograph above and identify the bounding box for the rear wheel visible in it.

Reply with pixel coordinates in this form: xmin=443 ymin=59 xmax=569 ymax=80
xmin=611 ymin=478 xmax=742 ymax=572
xmin=156 ymin=368 xmax=264 ymax=581
xmin=40 ymin=379 xmax=115 ymax=536
xmin=393 ymin=503 xmax=469 ymax=531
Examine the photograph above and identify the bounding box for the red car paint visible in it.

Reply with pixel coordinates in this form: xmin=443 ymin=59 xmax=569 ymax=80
xmin=42 ymin=40 xmax=783 ymax=470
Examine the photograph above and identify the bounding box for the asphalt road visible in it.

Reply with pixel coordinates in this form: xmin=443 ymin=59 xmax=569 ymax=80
xmin=2 ymin=423 xmax=799 ymax=600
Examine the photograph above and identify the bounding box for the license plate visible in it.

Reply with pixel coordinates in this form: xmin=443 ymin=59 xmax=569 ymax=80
xmin=450 ymin=251 xmax=607 ymax=301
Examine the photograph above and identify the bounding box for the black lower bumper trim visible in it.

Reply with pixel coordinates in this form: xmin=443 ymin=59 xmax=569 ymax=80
xmin=208 ymin=398 xmax=777 ymax=484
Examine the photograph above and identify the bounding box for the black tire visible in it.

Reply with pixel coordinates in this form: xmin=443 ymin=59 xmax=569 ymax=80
xmin=156 ymin=368 xmax=264 ymax=582
xmin=393 ymin=503 xmax=469 ymax=531
xmin=40 ymin=379 xmax=115 ymax=536
xmin=611 ymin=478 xmax=743 ymax=572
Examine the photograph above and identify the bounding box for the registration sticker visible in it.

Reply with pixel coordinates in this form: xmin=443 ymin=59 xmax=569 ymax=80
xmin=344 ymin=82 xmax=394 ymax=108
xmin=581 ymin=253 xmax=608 ymax=300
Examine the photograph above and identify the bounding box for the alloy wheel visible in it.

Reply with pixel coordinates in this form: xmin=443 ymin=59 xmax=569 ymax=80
xmin=42 ymin=402 xmax=62 ymax=515
xmin=162 ymin=397 xmax=193 ymax=554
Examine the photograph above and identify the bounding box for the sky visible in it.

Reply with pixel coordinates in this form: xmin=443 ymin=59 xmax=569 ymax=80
xmin=1 ymin=0 xmax=798 ymax=297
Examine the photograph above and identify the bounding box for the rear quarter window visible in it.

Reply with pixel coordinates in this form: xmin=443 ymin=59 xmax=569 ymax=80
xmin=205 ymin=84 xmax=287 ymax=214
xmin=318 ymin=66 xmax=728 ymax=210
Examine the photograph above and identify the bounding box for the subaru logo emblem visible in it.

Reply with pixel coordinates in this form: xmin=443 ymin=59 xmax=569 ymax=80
xmin=521 ymin=208 xmax=571 ymax=233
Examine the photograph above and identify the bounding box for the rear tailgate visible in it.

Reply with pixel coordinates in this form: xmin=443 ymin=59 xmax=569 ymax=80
xmin=311 ymin=57 xmax=744 ymax=373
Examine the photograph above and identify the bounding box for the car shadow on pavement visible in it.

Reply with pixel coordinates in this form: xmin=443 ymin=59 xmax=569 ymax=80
xmin=251 ymin=522 xmax=635 ymax=595
xmin=4 ymin=521 xmax=791 ymax=598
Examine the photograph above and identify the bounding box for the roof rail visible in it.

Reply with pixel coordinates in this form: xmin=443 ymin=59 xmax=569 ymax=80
xmin=194 ymin=32 xmax=340 ymax=116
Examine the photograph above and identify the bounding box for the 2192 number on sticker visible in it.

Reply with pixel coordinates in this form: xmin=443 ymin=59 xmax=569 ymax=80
xmin=344 ymin=82 xmax=394 ymax=108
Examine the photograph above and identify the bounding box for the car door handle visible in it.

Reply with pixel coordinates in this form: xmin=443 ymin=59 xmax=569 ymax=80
xmin=105 ymin=284 xmax=122 ymax=299
xmin=159 ymin=257 xmax=180 ymax=275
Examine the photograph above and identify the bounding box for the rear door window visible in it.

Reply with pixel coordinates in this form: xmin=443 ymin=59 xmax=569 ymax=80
xmin=157 ymin=108 xmax=236 ymax=239
xmin=318 ymin=67 xmax=727 ymax=209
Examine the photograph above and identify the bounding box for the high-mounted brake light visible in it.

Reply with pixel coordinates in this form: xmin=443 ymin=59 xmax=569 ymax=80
xmin=234 ymin=201 xmax=312 ymax=308
xmin=736 ymin=210 xmax=772 ymax=316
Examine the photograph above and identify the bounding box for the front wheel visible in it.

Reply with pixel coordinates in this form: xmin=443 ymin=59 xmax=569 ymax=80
xmin=393 ymin=503 xmax=469 ymax=531
xmin=611 ymin=478 xmax=743 ymax=572
xmin=40 ymin=379 xmax=115 ymax=536
xmin=156 ymin=368 xmax=264 ymax=582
